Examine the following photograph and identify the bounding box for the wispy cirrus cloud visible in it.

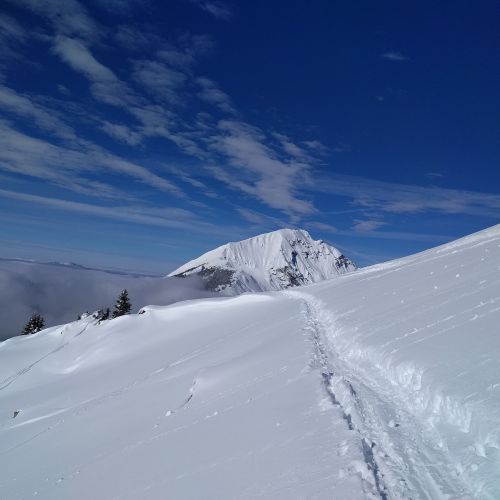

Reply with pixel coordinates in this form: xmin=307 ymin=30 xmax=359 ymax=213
xmin=273 ymin=133 xmax=313 ymax=163
xmin=49 ymin=30 xmax=214 ymax=157
xmin=52 ymin=36 xmax=138 ymax=106
xmin=100 ymin=121 xmax=142 ymax=146
xmin=10 ymin=0 xmax=100 ymax=41
xmin=90 ymin=0 xmax=152 ymax=16
xmin=381 ymin=51 xmax=408 ymax=62
xmin=209 ymin=120 xmax=316 ymax=216
xmin=351 ymin=219 xmax=387 ymax=232
xmin=0 ymin=13 xmax=29 ymax=60
xmin=0 ymin=188 xmax=215 ymax=232
xmin=132 ymin=60 xmax=187 ymax=104
xmin=235 ymin=207 xmax=287 ymax=228
xmin=0 ymin=13 xmax=28 ymax=44
xmin=196 ymin=77 xmax=236 ymax=114
xmin=306 ymin=173 xmax=500 ymax=219
xmin=0 ymin=84 xmax=77 ymax=140
xmin=6 ymin=0 xmax=323 ymax=223
xmin=9 ymin=0 xmax=487 ymax=241
xmin=189 ymin=0 xmax=232 ymax=20
xmin=0 ymin=13 xmax=30 ymax=75
xmin=0 ymin=120 xmax=183 ymax=198
xmin=307 ymin=221 xmax=338 ymax=233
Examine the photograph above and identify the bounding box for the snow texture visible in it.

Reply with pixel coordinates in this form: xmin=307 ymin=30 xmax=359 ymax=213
xmin=1 ymin=224 xmax=500 ymax=499
xmin=169 ymin=228 xmax=356 ymax=292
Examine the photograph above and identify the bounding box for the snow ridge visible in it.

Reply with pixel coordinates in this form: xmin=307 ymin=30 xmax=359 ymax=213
xmin=169 ymin=228 xmax=355 ymax=292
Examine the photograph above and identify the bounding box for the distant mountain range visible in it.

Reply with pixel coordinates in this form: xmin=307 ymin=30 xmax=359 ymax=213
xmin=0 ymin=257 xmax=160 ymax=278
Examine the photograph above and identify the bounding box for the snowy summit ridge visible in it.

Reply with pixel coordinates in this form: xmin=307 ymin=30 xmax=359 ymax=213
xmin=168 ymin=228 xmax=355 ymax=292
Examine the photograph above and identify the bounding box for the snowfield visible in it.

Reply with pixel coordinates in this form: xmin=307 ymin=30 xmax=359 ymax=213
xmin=1 ymin=225 xmax=500 ymax=499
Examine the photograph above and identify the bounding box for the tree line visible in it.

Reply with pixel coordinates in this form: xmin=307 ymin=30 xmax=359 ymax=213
xmin=20 ymin=289 xmax=132 ymax=336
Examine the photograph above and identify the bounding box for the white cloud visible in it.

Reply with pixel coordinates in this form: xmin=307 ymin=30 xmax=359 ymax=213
xmin=156 ymin=34 xmax=215 ymax=74
xmin=0 ymin=188 xmax=214 ymax=233
xmin=351 ymin=219 xmax=387 ymax=232
xmin=57 ymin=83 xmax=71 ymax=95
xmin=337 ymin=229 xmax=452 ymax=243
xmin=91 ymin=0 xmax=151 ymax=15
xmin=381 ymin=51 xmax=408 ymax=62
xmin=132 ymin=60 xmax=187 ymax=103
xmin=157 ymin=47 xmax=195 ymax=69
xmin=113 ymin=25 xmax=159 ymax=50
xmin=100 ymin=121 xmax=142 ymax=146
xmin=307 ymin=221 xmax=338 ymax=233
xmin=274 ymin=133 xmax=313 ymax=162
xmin=210 ymin=120 xmax=316 ymax=216
xmin=0 ymin=84 xmax=77 ymax=140
xmin=196 ymin=77 xmax=235 ymax=114
xmin=51 ymin=36 xmax=210 ymax=156
xmin=302 ymin=139 xmax=330 ymax=155
xmin=0 ymin=13 xmax=28 ymax=43
xmin=0 ymin=13 xmax=29 ymax=66
xmin=235 ymin=207 xmax=286 ymax=228
xmin=0 ymin=120 xmax=183 ymax=198
xmin=11 ymin=0 xmax=100 ymax=41
xmin=52 ymin=36 xmax=137 ymax=106
xmin=163 ymin=165 xmax=218 ymax=198
xmin=306 ymin=173 xmax=500 ymax=219
xmin=236 ymin=207 xmax=268 ymax=224
xmin=190 ymin=0 xmax=232 ymax=20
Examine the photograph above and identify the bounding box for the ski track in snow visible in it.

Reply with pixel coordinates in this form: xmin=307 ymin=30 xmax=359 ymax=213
xmin=286 ymin=290 xmax=473 ymax=500
xmin=0 ymin=323 xmax=89 ymax=392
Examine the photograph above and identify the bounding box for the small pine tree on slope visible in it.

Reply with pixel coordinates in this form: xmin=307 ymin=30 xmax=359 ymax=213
xmin=112 ymin=289 xmax=132 ymax=318
xmin=21 ymin=313 xmax=45 ymax=335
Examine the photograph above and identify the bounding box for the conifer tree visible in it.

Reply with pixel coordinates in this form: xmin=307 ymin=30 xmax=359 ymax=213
xmin=101 ymin=308 xmax=110 ymax=321
xmin=93 ymin=308 xmax=110 ymax=323
xmin=112 ymin=289 xmax=131 ymax=318
xmin=21 ymin=313 xmax=45 ymax=335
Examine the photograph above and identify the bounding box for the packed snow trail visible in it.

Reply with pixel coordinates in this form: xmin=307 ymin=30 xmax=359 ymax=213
xmin=288 ymin=290 xmax=472 ymax=499
xmin=286 ymin=290 xmax=390 ymax=499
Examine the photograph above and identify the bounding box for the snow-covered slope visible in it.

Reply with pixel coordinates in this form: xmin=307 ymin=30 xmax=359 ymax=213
xmin=297 ymin=224 xmax=500 ymax=499
xmin=0 ymin=295 xmax=372 ymax=499
xmin=1 ymin=224 xmax=500 ymax=499
xmin=168 ymin=228 xmax=356 ymax=292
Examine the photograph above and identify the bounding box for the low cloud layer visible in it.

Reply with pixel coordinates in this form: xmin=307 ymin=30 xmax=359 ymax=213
xmin=0 ymin=260 xmax=213 ymax=341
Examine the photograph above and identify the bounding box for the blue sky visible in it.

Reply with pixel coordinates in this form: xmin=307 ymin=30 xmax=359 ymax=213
xmin=0 ymin=0 xmax=499 ymax=274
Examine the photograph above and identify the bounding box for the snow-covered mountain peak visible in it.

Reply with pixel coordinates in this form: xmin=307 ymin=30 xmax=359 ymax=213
xmin=168 ymin=228 xmax=356 ymax=292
